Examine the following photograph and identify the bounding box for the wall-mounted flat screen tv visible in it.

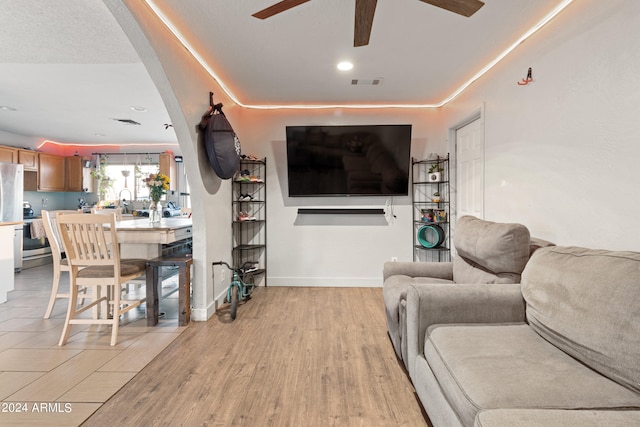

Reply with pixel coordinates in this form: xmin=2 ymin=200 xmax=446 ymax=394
xmin=286 ymin=124 xmax=412 ymax=197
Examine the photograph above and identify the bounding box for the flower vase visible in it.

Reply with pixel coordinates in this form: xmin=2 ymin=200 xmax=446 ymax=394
xmin=150 ymin=200 xmax=162 ymax=224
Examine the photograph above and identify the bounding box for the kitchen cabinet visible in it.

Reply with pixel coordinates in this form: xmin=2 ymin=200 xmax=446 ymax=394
xmin=65 ymin=156 xmax=84 ymax=192
xmin=0 ymin=145 xmax=92 ymax=193
xmin=159 ymin=153 xmax=177 ymax=191
xmin=36 ymin=153 xmax=93 ymax=193
xmin=0 ymin=146 xmax=18 ymax=164
xmin=18 ymin=149 xmax=38 ymax=171
xmin=38 ymin=153 xmax=66 ymax=192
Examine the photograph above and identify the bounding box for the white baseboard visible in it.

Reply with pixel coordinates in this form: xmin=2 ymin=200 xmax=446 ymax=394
xmin=190 ymin=298 xmax=216 ymax=321
xmin=191 ymin=288 xmax=229 ymax=321
xmin=267 ymin=277 xmax=382 ymax=287
xmin=215 ymin=288 xmax=228 ymax=308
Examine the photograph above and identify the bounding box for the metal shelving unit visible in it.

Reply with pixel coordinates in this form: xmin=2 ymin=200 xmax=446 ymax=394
xmin=412 ymin=155 xmax=451 ymax=262
xmin=232 ymin=157 xmax=267 ymax=285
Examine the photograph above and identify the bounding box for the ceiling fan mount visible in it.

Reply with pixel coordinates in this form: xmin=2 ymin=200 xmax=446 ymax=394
xmin=252 ymin=0 xmax=485 ymax=47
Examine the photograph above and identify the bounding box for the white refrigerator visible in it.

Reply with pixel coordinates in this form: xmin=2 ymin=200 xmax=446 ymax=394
xmin=0 ymin=162 xmax=24 ymax=273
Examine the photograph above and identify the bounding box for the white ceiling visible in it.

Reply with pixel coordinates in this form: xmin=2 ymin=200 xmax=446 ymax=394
xmin=0 ymin=0 xmax=569 ymax=147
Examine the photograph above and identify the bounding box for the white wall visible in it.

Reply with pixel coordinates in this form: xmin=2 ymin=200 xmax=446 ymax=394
xmin=237 ymin=109 xmax=443 ymax=287
xmin=439 ymin=0 xmax=640 ymax=250
xmin=237 ymin=0 xmax=640 ymax=286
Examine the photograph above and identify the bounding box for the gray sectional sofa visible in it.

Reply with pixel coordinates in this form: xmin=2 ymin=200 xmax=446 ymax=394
xmin=395 ymin=238 xmax=640 ymax=425
xmin=383 ymin=215 xmax=534 ymax=370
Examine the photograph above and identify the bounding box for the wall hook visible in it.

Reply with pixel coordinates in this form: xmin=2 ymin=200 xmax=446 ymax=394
xmin=517 ymin=67 xmax=533 ymax=85
xmin=207 ymin=91 xmax=223 ymax=114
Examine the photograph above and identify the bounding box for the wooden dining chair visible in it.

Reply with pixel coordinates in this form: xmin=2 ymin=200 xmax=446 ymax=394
xmin=42 ymin=209 xmax=88 ymax=319
xmin=56 ymin=213 xmax=147 ymax=346
xmin=91 ymin=207 xmax=123 ymax=221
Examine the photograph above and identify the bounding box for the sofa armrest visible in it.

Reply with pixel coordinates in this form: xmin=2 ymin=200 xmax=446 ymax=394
xmin=405 ymin=282 xmax=525 ymax=380
xmin=383 ymin=261 xmax=453 ymax=282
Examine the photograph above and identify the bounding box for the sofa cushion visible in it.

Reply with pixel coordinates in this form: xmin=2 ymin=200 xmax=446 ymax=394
xmin=453 ymin=256 xmax=521 ymax=284
xmin=475 ymin=409 xmax=640 ymax=427
xmin=425 ymin=324 xmax=640 ymax=427
xmin=453 ymin=216 xmax=531 ymax=283
xmin=522 ymin=246 xmax=640 ymax=393
xmin=528 ymin=236 xmax=555 ymax=257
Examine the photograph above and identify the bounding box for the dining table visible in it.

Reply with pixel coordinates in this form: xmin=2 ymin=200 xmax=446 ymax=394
xmin=115 ymin=217 xmax=192 ymax=259
xmin=114 ymin=217 xmax=193 ymax=325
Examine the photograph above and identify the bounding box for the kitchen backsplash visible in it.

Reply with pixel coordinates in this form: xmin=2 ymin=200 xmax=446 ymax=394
xmin=23 ymin=191 xmax=99 ymax=215
xmin=23 ymin=190 xmax=181 ymax=215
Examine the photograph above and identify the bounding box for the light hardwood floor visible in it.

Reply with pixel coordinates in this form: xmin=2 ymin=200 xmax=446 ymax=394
xmin=2 ymin=266 xmax=430 ymax=426
xmin=86 ymin=287 xmax=430 ymax=426
xmin=0 ymin=263 xmax=186 ymax=426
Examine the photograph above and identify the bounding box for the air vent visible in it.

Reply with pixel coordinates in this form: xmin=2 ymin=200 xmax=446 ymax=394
xmin=111 ymin=118 xmax=141 ymax=125
xmin=351 ymin=78 xmax=383 ymax=86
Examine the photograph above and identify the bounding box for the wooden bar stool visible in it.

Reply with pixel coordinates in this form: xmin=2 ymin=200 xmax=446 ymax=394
xmin=56 ymin=213 xmax=147 ymax=346
xmin=42 ymin=210 xmax=88 ymax=319
xmin=91 ymin=206 xmax=123 ymax=221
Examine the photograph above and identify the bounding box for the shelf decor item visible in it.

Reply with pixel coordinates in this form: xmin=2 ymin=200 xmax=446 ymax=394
xmin=417 ymin=224 xmax=446 ymax=248
xmin=421 ymin=209 xmax=435 ymax=222
xmin=428 ymin=163 xmax=444 ymax=182
xmin=145 ymin=172 xmax=170 ymax=224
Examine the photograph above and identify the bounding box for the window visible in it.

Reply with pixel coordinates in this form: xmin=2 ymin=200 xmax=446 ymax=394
xmin=93 ymin=154 xmax=161 ymax=203
xmin=104 ymin=164 xmax=160 ymax=202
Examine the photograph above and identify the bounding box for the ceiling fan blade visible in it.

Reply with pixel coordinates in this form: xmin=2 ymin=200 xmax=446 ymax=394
xmin=419 ymin=0 xmax=485 ymax=17
xmin=354 ymin=0 xmax=377 ymax=47
xmin=252 ymin=0 xmax=311 ymax=20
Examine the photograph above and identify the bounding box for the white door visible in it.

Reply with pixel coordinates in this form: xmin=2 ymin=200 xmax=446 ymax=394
xmin=456 ymin=118 xmax=484 ymax=219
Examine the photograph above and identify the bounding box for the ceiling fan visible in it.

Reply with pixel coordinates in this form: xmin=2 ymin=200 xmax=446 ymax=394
xmin=252 ymin=0 xmax=485 ymax=47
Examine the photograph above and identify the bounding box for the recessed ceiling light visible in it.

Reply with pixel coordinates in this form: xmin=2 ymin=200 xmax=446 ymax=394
xmin=0 ymin=106 xmax=17 ymax=111
xmin=130 ymin=106 xmax=148 ymax=112
xmin=337 ymin=61 xmax=354 ymax=71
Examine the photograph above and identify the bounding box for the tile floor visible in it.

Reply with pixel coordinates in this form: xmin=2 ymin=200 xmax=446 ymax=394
xmin=0 ymin=263 xmax=187 ymax=426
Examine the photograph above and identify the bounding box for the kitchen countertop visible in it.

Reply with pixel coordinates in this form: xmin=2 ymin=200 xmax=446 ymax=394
xmin=0 ymin=221 xmax=23 ymax=227
xmin=114 ymin=217 xmax=192 ymax=231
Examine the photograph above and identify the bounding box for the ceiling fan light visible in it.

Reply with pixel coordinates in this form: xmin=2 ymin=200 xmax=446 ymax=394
xmin=337 ymin=61 xmax=354 ymax=71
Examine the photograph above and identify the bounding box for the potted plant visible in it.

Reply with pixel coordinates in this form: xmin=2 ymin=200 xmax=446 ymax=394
xmin=432 ymin=191 xmax=442 ymax=203
xmin=90 ymin=157 xmax=113 ymax=201
xmin=428 ymin=163 xmax=444 ymax=182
